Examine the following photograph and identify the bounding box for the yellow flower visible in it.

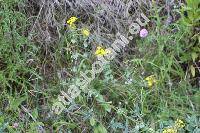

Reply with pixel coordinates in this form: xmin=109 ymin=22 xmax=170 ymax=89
xmin=95 ymin=47 xmax=112 ymax=56
xmin=67 ymin=17 xmax=78 ymax=25
xmin=175 ymin=119 xmax=185 ymax=128
xmin=145 ymin=75 xmax=157 ymax=87
xmin=81 ymin=28 xmax=90 ymax=36
xmin=163 ymin=128 xmax=177 ymax=133
xmin=95 ymin=46 xmax=106 ymax=56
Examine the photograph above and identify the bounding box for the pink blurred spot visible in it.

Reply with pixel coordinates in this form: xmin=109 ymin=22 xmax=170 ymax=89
xmin=12 ymin=123 xmax=19 ymax=128
xmin=140 ymin=29 xmax=148 ymax=38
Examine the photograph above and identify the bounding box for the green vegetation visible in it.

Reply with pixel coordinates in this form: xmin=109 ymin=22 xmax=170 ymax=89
xmin=0 ymin=0 xmax=199 ymax=132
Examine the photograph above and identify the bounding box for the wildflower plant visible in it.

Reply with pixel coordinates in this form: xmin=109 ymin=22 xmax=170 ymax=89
xmin=67 ymin=16 xmax=78 ymax=29
xmin=140 ymin=29 xmax=148 ymax=38
xmin=175 ymin=119 xmax=185 ymax=129
xmin=163 ymin=128 xmax=177 ymax=133
xmin=145 ymin=75 xmax=157 ymax=88
xmin=0 ymin=0 xmax=199 ymax=132
xmin=95 ymin=46 xmax=111 ymax=57
xmin=162 ymin=119 xmax=185 ymax=133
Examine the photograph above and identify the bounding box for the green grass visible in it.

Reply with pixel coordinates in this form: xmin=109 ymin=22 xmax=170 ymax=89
xmin=0 ymin=0 xmax=199 ymax=132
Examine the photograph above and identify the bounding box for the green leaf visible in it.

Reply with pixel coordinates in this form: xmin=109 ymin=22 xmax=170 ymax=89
xmin=191 ymin=52 xmax=198 ymax=62
xmin=0 ymin=116 xmax=4 ymax=126
xmin=96 ymin=94 xmax=112 ymax=112
xmin=101 ymin=103 xmax=111 ymax=113
xmin=90 ymin=117 xmax=96 ymax=126
xmin=94 ymin=123 xmax=107 ymax=133
xmin=53 ymin=121 xmax=78 ymax=130
xmin=9 ymin=96 xmax=27 ymax=110
xmin=31 ymin=108 xmax=38 ymax=120
xmin=27 ymin=122 xmax=44 ymax=133
xmin=190 ymin=65 xmax=195 ymax=77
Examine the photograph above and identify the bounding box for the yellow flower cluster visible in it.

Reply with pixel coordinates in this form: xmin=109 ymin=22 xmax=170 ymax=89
xmin=175 ymin=119 xmax=185 ymax=128
xmin=66 ymin=16 xmax=90 ymax=37
xmin=67 ymin=16 xmax=78 ymax=28
xmin=95 ymin=46 xmax=111 ymax=56
xmin=145 ymin=75 xmax=157 ymax=87
xmin=163 ymin=119 xmax=185 ymax=133
xmin=163 ymin=128 xmax=177 ymax=133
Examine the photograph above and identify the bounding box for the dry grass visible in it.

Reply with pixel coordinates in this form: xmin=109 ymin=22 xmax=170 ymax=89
xmin=24 ymin=0 xmax=154 ymax=44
